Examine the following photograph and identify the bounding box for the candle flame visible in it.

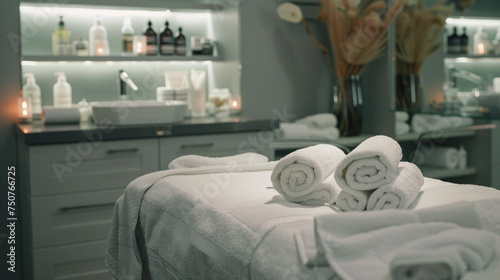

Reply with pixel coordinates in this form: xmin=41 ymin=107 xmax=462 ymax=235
xmin=478 ymin=43 xmax=485 ymax=55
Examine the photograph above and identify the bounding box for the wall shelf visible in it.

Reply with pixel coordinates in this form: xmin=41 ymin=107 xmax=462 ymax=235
xmin=419 ymin=166 xmax=477 ymax=179
xmin=396 ymin=130 xmax=476 ymax=142
xmin=21 ymin=55 xmax=221 ymax=64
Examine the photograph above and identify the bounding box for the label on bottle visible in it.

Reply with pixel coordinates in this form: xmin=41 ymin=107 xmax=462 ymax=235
xmin=175 ymin=46 xmax=186 ymax=55
xmin=122 ymin=35 xmax=134 ymax=53
xmin=146 ymin=44 xmax=158 ymax=55
xmin=162 ymin=37 xmax=174 ymax=44
xmin=160 ymin=45 xmax=175 ymax=55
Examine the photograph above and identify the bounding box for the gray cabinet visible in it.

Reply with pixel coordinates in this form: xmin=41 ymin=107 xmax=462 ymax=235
xmin=18 ymin=138 xmax=159 ymax=280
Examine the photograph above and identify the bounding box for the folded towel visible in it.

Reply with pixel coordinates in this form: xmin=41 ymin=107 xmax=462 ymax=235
xmin=271 ymin=144 xmax=345 ymax=199
xmin=390 ymin=228 xmax=496 ymax=280
xmin=334 ymin=135 xmax=403 ymax=191
xmin=441 ymin=116 xmax=474 ymax=128
xmin=417 ymin=146 xmax=459 ymax=169
xmin=282 ymin=173 xmax=342 ymax=206
xmin=295 ymin=113 xmax=337 ymax=128
xmin=168 ymin=152 xmax=268 ymax=169
xmin=395 ymin=111 xmax=409 ymax=123
xmin=367 ymin=162 xmax=424 ymax=210
xmin=395 ymin=122 xmax=410 ymax=136
xmin=42 ymin=106 xmax=81 ymax=124
xmin=411 ymin=114 xmax=443 ymax=133
xmin=335 ymin=189 xmax=371 ymax=212
xmin=277 ymin=123 xmax=339 ymax=141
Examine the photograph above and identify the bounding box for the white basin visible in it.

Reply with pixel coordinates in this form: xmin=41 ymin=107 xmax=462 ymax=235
xmin=90 ymin=100 xmax=187 ymax=125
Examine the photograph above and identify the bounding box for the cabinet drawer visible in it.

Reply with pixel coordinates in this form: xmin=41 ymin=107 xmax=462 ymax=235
xmin=29 ymin=138 xmax=159 ymax=196
xmin=32 ymin=240 xmax=111 ymax=280
xmin=159 ymin=132 xmax=274 ymax=169
xmin=30 ymin=189 xmax=123 ymax=247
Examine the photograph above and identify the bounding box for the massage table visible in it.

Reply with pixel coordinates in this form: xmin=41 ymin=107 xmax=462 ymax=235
xmin=105 ymin=162 xmax=500 ymax=280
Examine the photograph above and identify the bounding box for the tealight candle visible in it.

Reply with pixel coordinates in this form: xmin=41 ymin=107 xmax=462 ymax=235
xmin=18 ymin=97 xmax=32 ymax=123
xmin=230 ymin=94 xmax=242 ymax=114
xmin=133 ymin=35 xmax=147 ymax=56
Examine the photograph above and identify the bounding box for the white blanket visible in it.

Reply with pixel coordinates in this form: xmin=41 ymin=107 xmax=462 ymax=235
xmin=168 ymin=152 xmax=268 ymax=169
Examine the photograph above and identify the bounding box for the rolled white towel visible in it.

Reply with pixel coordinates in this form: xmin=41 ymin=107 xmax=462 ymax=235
xmin=395 ymin=111 xmax=409 ymax=123
xmin=282 ymin=173 xmax=342 ymax=206
xmin=277 ymin=123 xmax=340 ymax=141
xmin=271 ymin=144 xmax=345 ymax=199
xmin=334 ymin=135 xmax=403 ymax=191
xmin=367 ymin=162 xmax=424 ymax=211
xmin=416 ymin=146 xmax=459 ymax=169
xmin=411 ymin=114 xmax=443 ymax=133
xmin=295 ymin=113 xmax=337 ymax=128
xmin=395 ymin=122 xmax=410 ymax=136
xmin=335 ymin=189 xmax=371 ymax=212
xmin=390 ymin=228 xmax=496 ymax=280
xmin=168 ymin=152 xmax=268 ymax=169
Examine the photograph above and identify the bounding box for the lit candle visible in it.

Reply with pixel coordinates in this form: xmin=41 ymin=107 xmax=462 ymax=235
xmin=230 ymin=94 xmax=242 ymax=114
xmin=133 ymin=35 xmax=147 ymax=56
xmin=477 ymin=42 xmax=486 ymax=55
xmin=18 ymin=97 xmax=33 ymax=123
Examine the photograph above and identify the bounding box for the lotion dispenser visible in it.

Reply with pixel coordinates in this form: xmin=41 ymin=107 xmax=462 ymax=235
xmin=53 ymin=72 xmax=72 ymax=107
xmin=23 ymin=73 xmax=42 ymax=116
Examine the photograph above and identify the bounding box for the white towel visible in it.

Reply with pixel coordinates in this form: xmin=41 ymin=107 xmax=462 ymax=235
xmin=335 ymin=135 xmax=402 ymax=191
xmin=295 ymin=113 xmax=337 ymax=128
xmin=395 ymin=111 xmax=409 ymax=123
xmin=417 ymin=146 xmax=459 ymax=169
xmin=281 ymin=173 xmax=342 ymax=206
xmin=395 ymin=122 xmax=410 ymax=135
xmin=271 ymin=144 xmax=345 ymax=199
xmin=367 ymin=162 xmax=424 ymax=210
xmin=168 ymin=152 xmax=268 ymax=169
xmin=390 ymin=228 xmax=496 ymax=280
xmin=411 ymin=114 xmax=443 ymax=133
xmin=277 ymin=123 xmax=339 ymax=141
xmin=335 ymin=189 xmax=371 ymax=212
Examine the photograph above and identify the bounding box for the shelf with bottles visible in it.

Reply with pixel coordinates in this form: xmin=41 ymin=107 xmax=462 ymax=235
xmin=445 ymin=17 xmax=500 ymax=58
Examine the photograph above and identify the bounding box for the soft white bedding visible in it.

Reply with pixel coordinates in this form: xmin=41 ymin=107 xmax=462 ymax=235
xmin=106 ymin=163 xmax=500 ymax=280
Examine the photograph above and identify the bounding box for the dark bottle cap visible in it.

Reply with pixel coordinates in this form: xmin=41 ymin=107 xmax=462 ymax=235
xmin=165 ymin=21 xmax=169 ymax=27
xmin=179 ymin=27 xmax=183 ymax=33
xmin=148 ymin=20 xmax=152 ymax=27
xmin=59 ymin=16 xmax=64 ymax=27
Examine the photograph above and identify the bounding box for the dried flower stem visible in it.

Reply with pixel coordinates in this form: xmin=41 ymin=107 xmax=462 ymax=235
xmin=301 ymin=18 xmax=337 ymax=77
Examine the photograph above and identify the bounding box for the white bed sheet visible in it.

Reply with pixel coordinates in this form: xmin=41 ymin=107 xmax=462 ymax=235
xmin=106 ymin=163 xmax=500 ymax=280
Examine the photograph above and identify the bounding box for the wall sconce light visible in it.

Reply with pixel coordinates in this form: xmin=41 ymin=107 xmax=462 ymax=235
xmin=18 ymin=97 xmax=32 ymax=123
xmin=133 ymin=35 xmax=147 ymax=56
xmin=230 ymin=94 xmax=242 ymax=114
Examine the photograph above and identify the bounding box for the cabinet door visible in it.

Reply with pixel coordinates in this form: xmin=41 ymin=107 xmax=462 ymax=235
xmin=30 ymin=240 xmax=111 ymax=280
xmin=29 ymin=189 xmax=123 ymax=247
xmin=159 ymin=132 xmax=274 ymax=169
xmin=29 ymin=138 xmax=159 ymax=196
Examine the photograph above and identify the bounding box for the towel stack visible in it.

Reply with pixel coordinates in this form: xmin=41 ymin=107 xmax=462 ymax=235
xmin=334 ymin=135 xmax=424 ymax=211
xmin=270 ymin=144 xmax=345 ymax=206
xmin=395 ymin=111 xmax=410 ymax=136
xmin=411 ymin=114 xmax=473 ymax=133
xmin=275 ymin=113 xmax=340 ymax=141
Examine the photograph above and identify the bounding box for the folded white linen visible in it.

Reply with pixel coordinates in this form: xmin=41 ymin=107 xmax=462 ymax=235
xmin=367 ymin=162 xmax=424 ymax=210
xmin=314 ymin=201 xmax=500 ymax=280
xmin=295 ymin=113 xmax=337 ymax=128
xmin=271 ymin=144 xmax=345 ymax=199
xmin=281 ymin=173 xmax=342 ymax=206
xmin=395 ymin=111 xmax=409 ymax=123
xmin=335 ymin=189 xmax=371 ymax=212
xmin=417 ymin=146 xmax=459 ymax=169
xmin=411 ymin=114 xmax=444 ymax=133
xmin=277 ymin=123 xmax=340 ymax=141
xmin=442 ymin=116 xmax=474 ymax=128
xmin=168 ymin=152 xmax=268 ymax=169
xmin=334 ymin=135 xmax=402 ymax=191
xmin=395 ymin=122 xmax=410 ymax=135
xmin=390 ymin=228 xmax=496 ymax=280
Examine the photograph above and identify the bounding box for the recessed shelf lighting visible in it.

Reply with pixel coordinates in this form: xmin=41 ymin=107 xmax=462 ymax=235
xmin=446 ymin=17 xmax=500 ymax=27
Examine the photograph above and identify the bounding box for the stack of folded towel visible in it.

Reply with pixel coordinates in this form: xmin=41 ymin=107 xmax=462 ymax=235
xmin=334 ymin=135 xmax=424 ymax=211
xmin=395 ymin=111 xmax=410 ymax=136
xmin=411 ymin=114 xmax=474 ymax=133
xmin=275 ymin=113 xmax=340 ymax=141
xmin=270 ymin=144 xmax=345 ymax=206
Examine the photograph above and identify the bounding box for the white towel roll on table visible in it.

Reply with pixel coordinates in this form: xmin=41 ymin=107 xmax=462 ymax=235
xmin=42 ymin=106 xmax=81 ymax=124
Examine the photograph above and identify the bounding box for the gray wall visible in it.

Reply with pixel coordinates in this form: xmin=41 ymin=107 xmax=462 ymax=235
xmin=0 ymin=1 xmax=21 ymax=279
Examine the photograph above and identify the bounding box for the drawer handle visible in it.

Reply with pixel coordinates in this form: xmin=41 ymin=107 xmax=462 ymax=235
xmin=107 ymin=148 xmax=139 ymax=154
xmin=181 ymin=143 xmax=214 ymax=149
xmin=60 ymin=202 xmax=116 ymax=212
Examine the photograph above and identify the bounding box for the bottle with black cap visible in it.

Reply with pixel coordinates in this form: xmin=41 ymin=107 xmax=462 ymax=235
xmin=175 ymin=27 xmax=186 ymax=56
xmin=143 ymin=20 xmax=157 ymax=56
xmin=159 ymin=21 xmax=174 ymax=55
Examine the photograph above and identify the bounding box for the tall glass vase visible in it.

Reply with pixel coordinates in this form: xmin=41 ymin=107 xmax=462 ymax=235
xmin=333 ymin=75 xmax=363 ymax=136
xmin=396 ymin=74 xmax=423 ymax=112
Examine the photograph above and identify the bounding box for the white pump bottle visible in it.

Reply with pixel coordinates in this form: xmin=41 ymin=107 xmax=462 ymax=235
xmin=89 ymin=16 xmax=110 ymax=56
xmin=23 ymin=73 xmax=42 ymax=115
xmin=53 ymin=72 xmax=72 ymax=107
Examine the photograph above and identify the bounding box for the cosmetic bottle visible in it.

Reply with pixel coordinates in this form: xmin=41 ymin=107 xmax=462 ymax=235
xmin=73 ymin=37 xmax=89 ymax=56
xmin=447 ymin=26 xmax=460 ymax=55
xmin=52 ymin=16 xmax=71 ymax=55
xmin=175 ymin=27 xmax=186 ymax=56
xmin=143 ymin=20 xmax=158 ymax=56
xmin=459 ymin=27 xmax=469 ymax=55
xmin=53 ymin=72 xmax=72 ymax=107
xmin=89 ymin=16 xmax=110 ymax=56
xmin=121 ymin=17 xmax=135 ymax=56
xmin=23 ymin=73 xmax=42 ymax=116
xmin=159 ymin=21 xmax=174 ymax=55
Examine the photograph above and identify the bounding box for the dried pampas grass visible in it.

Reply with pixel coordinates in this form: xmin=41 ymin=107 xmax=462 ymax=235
xmin=395 ymin=0 xmax=453 ymax=74
xmin=316 ymin=0 xmax=404 ymax=77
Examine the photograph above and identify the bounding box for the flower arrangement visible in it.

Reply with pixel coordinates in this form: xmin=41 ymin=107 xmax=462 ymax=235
xmin=395 ymin=0 xmax=454 ymax=75
xmin=277 ymin=0 xmax=404 ymax=78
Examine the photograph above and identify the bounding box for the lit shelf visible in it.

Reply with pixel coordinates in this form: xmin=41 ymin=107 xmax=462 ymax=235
xmin=270 ymin=135 xmax=373 ymax=150
xmin=396 ymin=130 xmax=476 ymax=142
xmin=21 ymin=55 xmax=221 ymax=64
xmin=419 ymin=166 xmax=477 ymax=179
xmin=444 ymin=55 xmax=500 ymax=63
